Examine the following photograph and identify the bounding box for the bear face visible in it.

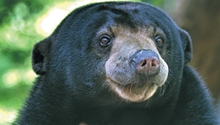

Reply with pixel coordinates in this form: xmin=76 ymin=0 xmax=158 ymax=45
xmin=104 ymin=25 xmax=169 ymax=102
xmin=32 ymin=2 xmax=192 ymax=104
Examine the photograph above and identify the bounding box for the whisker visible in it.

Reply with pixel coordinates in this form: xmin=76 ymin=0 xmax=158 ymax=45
xmin=145 ymin=100 xmax=149 ymax=108
xmin=159 ymin=84 xmax=166 ymax=96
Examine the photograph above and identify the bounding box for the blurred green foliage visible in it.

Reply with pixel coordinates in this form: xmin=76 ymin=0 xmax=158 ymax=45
xmin=0 ymin=0 xmax=164 ymax=124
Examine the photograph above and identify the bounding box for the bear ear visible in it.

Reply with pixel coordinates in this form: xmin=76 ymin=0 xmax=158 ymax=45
xmin=32 ymin=38 xmax=51 ymax=75
xmin=179 ymin=29 xmax=193 ymax=64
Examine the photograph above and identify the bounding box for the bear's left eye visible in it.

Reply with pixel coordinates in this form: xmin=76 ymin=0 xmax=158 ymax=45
xmin=99 ymin=35 xmax=111 ymax=47
xmin=154 ymin=35 xmax=164 ymax=47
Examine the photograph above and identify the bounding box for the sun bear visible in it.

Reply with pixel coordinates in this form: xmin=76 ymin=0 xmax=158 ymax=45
xmin=16 ymin=2 xmax=219 ymax=125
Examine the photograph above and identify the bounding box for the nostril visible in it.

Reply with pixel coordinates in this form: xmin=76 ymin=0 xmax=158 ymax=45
xmin=151 ymin=58 xmax=159 ymax=67
xmin=141 ymin=60 xmax=147 ymax=67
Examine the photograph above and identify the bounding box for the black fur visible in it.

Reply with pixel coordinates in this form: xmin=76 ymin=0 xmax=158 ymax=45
xmin=16 ymin=2 xmax=218 ymax=125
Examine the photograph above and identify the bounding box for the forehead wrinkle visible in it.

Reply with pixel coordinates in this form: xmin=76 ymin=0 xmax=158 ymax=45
xmin=111 ymin=25 xmax=155 ymax=38
xmin=112 ymin=25 xmax=156 ymax=45
xmin=110 ymin=31 xmax=158 ymax=57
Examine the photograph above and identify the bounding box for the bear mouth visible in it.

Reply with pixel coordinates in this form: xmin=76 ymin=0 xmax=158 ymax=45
xmin=107 ymin=78 xmax=158 ymax=102
xmin=116 ymin=80 xmax=153 ymax=90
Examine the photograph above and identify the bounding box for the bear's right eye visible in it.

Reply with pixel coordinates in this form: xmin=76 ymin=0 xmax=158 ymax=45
xmin=99 ymin=35 xmax=111 ymax=47
xmin=154 ymin=35 xmax=164 ymax=48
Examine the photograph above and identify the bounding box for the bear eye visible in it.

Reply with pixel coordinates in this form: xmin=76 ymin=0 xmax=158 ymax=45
xmin=155 ymin=35 xmax=164 ymax=47
xmin=99 ymin=35 xmax=111 ymax=47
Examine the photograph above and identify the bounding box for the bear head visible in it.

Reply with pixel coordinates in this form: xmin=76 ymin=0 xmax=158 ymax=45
xmin=32 ymin=2 xmax=192 ymax=105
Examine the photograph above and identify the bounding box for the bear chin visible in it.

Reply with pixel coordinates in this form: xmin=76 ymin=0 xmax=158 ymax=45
xmin=107 ymin=78 xmax=158 ymax=102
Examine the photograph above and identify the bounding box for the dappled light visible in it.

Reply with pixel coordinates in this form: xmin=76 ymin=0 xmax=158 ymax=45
xmin=36 ymin=0 xmax=136 ymax=36
xmin=0 ymin=109 xmax=17 ymax=125
xmin=36 ymin=2 xmax=74 ymax=36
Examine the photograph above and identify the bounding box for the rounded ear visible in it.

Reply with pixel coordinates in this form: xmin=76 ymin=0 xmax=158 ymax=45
xmin=179 ymin=29 xmax=193 ymax=64
xmin=32 ymin=38 xmax=51 ymax=75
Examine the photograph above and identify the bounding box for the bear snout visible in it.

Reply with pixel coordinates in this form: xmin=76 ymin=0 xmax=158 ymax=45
xmin=130 ymin=49 xmax=160 ymax=76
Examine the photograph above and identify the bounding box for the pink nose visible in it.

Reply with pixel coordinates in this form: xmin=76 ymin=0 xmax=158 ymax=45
xmin=130 ymin=50 xmax=160 ymax=76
